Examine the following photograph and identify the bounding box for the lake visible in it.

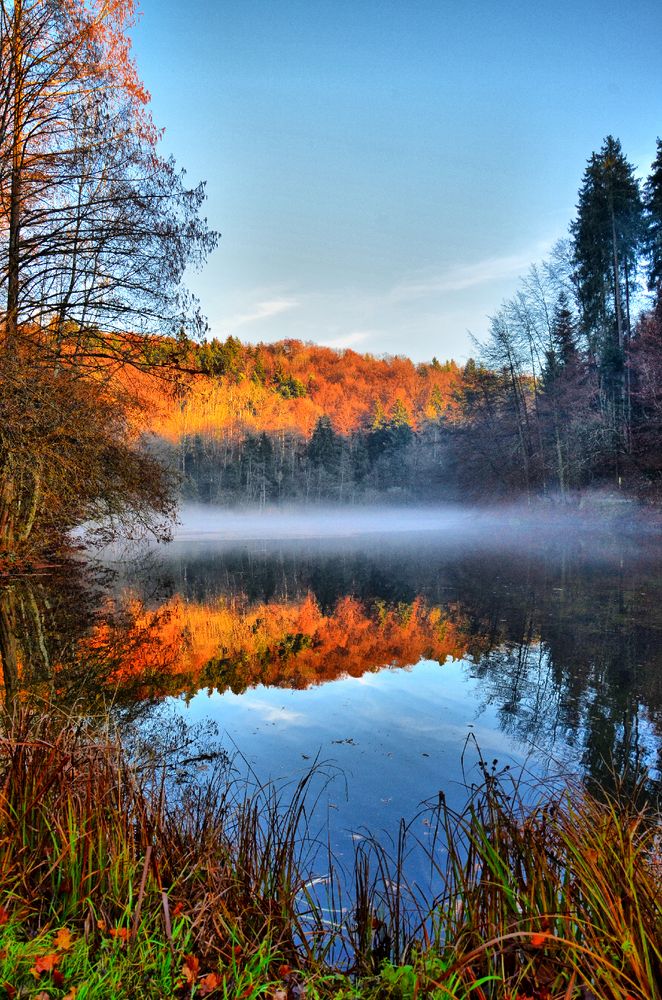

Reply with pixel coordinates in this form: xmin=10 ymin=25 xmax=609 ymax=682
xmin=1 ymin=503 xmax=661 ymax=862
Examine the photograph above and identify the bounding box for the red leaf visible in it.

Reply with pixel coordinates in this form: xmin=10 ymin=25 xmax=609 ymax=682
xmin=0 ymin=906 xmax=9 ymax=927
xmin=55 ymin=927 xmax=73 ymax=951
xmin=3 ymin=983 xmax=16 ymax=1000
xmin=53 ymin=969 xmax=65 ymax=988
xmin=279 ymin=964 xmax=292 ymax=978
xmin=30 ymin=953 xmax=60 ymax=977
xmin=199 ymin=971 xmax=222 ymax=995
xmin=530 ymin=932 xmax=546 ymax=948
xmin=182 ymin=954 xmax=200 ymax=985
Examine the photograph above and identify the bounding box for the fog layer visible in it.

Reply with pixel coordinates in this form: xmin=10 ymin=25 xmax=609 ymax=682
xmin=171 ymin=500 xmax=653 ymax=545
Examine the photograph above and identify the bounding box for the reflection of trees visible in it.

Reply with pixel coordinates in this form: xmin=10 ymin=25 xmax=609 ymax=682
xmin=457 ymin=553 xmax=662 ymax=796
xmin=151 ymin=536 xmax=662 ymax=791
xmin=86 ymin=593 xmax=470 ymax=700
xmin=0 ymin=567 xmax=179 ymax=720
xmin=1 ymin=535 xmax=661 ymax=796
xmin=0 ymin=571 xmax=102 ymax=706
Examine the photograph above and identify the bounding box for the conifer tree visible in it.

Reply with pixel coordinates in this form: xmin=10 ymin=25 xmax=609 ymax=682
xmin=643 ymin=138 xmax=662 ymax=293
xmin=571 ymin=136 xmax=643 ymax=356
xmin=570 ymin=136 xmax=644 ymax=449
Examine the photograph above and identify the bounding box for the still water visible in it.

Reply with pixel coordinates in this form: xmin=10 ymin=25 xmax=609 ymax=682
xmin=1 ymin=504 xmax=661 ymax=854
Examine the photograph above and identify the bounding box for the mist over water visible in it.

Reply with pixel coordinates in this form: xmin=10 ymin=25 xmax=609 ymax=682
xmin=169 ymin=499 xmax=656 ymax=550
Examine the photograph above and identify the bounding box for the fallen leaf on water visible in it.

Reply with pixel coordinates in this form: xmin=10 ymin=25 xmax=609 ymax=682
xmin=55 ymin=927 xmax=73 ymax=951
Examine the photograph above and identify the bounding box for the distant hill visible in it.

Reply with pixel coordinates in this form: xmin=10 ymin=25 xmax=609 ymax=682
xmin=138 ymin=336 xmax=461 ymax=442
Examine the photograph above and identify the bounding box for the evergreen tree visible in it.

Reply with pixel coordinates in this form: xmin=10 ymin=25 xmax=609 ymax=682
xmin=571 ymin=136 xmax=644 ymax=355
xmin=570 ymin=136 xmax=644 ymax=450
xmin=308 ymin=416 xmax=340 ymax=470
xmin=643 ymin=138 xmax=662 ymax=293
xmin=552 ymin=292 xmax=577 ymax=367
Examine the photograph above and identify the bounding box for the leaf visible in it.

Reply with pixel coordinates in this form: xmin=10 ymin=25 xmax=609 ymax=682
xmin=199 ymin=971 xmax=222 ymax=996
xmin=31 ymin=953 xmax=60 ymax=977
xmin=109 ymin=927 xmax=129 ymax=943
xmin=182 ymin=954 xmax=200 ymax=985
xmin=34 ymin=993 xmax=51 ymax=1000
xmin=0 ymin=906 xmax=9 ymax=926
xmin=63 ymin=990 xmax=77 ymax=1000
xmin=272 ymin=992 xmax=287 ymax=1000
xmin=278 ymin=964 xmax=292 ymax=979
xmin=55 ymin=927 xmax=73 ymax=951
xmin=172 ymin=902 xmax=184 ymax=917
xmin=53 ymin=970 xmax=65 ymax=988
xmin=3 ymin=983 xmax=17 ymax=1000
xmin=530 ymin=932 xmax=547 ymax=948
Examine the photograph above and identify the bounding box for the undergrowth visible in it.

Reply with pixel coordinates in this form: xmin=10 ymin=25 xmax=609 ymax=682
xmin=0 ymin=709 xmax=659 ymax=999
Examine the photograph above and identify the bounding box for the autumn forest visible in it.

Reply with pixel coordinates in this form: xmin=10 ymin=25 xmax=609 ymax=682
xmin=0 ymin=1 xmax=661 ymax=999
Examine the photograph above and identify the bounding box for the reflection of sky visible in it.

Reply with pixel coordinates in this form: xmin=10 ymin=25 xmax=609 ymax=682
xmin=172 ymin=658 xmax=556 ymax=858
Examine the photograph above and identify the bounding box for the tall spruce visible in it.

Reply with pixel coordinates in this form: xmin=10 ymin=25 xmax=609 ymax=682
xmin=570 ymin=136 xmax=644 ymax=450
xmin=643 ymin=138 xmax=662 ymax=293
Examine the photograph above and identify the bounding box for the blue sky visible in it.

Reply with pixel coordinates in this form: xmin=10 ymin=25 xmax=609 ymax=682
xmin=133 ymin=0 xmax=662 ymax=362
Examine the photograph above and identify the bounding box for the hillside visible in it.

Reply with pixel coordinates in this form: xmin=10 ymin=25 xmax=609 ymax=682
xmin=141 ymin=336 xmax=461 ymax=442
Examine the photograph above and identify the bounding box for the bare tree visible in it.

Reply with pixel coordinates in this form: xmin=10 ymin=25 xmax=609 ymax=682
xmin=0 ymin=0 xmax=217 ymax=552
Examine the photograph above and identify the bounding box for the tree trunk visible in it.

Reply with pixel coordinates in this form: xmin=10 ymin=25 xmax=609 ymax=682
xmin=6 ymin=0 xmax=24 ymax=346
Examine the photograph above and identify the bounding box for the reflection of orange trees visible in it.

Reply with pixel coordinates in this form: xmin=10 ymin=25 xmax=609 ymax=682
xmin=87 ymin=594 xmax=472 ymax=700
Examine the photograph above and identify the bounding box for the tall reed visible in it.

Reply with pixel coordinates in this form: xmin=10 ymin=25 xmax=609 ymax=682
xmin=0 ymin=709 xmax=659 ymax=999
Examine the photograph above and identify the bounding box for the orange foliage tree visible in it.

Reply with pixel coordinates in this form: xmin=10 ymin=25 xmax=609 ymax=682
xmin=144 ymin=338 xmax=461 ymax=443
xmin=0 ymin=0 xmax=216 ymax=552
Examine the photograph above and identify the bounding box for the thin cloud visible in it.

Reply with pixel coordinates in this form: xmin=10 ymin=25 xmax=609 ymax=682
xmin=390 ymin=243 xmax=553 ymax=302
xmin=318 ymin=330 xmax=372 ymax=350
xmin=229 ymin=297 xmax=299 ymax=329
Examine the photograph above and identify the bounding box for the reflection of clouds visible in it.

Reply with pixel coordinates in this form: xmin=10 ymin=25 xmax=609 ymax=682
xmin=243 ymin=698 xmax=306 ymax=725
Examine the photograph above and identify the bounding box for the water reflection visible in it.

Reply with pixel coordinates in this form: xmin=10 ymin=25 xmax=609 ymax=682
xmin=0 ymin=524 xmax=661 ymax=799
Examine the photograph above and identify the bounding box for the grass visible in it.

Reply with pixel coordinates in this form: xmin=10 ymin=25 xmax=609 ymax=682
xmin=0 ymin=710 xmax=659 ymax=999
